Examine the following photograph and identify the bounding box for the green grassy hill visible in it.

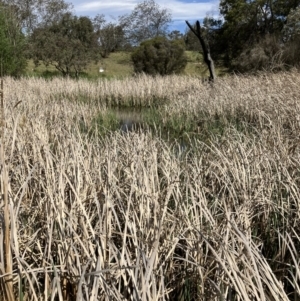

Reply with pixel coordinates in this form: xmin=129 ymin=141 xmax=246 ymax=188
xmin=25 ymin=51 xmax=225 ymax=79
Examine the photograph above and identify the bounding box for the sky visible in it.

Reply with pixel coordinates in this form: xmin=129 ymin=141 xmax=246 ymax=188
xmin=70 ymin=0 xmax=221 ymax=32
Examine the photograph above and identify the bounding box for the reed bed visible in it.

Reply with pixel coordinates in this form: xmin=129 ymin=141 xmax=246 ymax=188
xmin=0 ymin=72 xmax=300 ymax=300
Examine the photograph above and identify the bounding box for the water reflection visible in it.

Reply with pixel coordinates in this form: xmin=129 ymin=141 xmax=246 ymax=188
xmin=114 ymin=108 xmax=145 ymax=132
xmin=112 ymin=107 xmax=191 ymax=158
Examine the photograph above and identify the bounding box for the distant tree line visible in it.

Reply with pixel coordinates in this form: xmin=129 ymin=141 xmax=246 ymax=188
xmin=0 ymin=0 xmax=300 ymax=77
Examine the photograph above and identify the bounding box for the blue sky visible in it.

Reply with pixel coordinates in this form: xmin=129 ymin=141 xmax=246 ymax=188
xmin=71 ymin=0 xmax=220 ymax=32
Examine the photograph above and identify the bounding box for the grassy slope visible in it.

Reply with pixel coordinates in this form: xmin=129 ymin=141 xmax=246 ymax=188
xmin=25 ymin=51 xmax=226 ymax=78
xmin=25 ymin=52 xmax=134 ymax=78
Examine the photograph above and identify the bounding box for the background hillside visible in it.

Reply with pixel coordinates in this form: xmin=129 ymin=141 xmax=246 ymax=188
xmin=25 ymin=51 xmax=227 ymax=79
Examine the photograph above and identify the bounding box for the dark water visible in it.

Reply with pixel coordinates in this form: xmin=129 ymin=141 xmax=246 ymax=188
xmin=113 ymin=107 xmax=189 ymax=157
xmin=114 ymin=108 xmax=145 ymax=132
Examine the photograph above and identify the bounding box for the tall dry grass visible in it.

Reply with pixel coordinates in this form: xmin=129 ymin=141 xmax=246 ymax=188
xmin=0 ymin=72 xmax=300 ymax=300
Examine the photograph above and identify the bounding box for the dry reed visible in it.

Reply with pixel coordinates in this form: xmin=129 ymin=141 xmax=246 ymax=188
xmin=0 ymin=71 xmax=300 ymax=300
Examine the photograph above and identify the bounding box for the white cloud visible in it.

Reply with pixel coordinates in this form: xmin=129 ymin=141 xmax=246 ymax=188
xmin=73 ymin=0 xmax=220 ymax=21
xmin=75 ymin=1 xmax=134 ymax=11
xmin=167 ymin=0 xmax=219 ymax=21
xmin=73 ymin=0 xmax=136 ymax=17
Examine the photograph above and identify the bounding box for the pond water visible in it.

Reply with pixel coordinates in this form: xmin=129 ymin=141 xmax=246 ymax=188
xmin=113 ymin=108 xmax=146 ymax=132
xmin=112 ymin=107 xmax=190 ymax=157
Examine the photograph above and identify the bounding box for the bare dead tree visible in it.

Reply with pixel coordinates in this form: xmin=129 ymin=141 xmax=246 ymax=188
xmin=186 ymin=20 xmax=216 ymax=82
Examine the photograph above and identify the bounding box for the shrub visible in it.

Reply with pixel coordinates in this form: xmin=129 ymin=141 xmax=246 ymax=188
xmin=231 ymin=35 xmax=284 ymax=72
xmin=282 ymin=37 xmax=300 ymax=68
xmin=131 ymin=37 xmax=187 ymax=75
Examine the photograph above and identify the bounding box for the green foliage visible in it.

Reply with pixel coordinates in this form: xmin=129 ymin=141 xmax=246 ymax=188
xmin=282 ymin=7 xmax=300 ymax=42
xmin=0 ymin=4 xmax=27 ymax=76
xmin=184 ymin=27 xmax=200 ymax=51
xmin=217 ymin=0 xmax=300 ymax=71
xmin=219 ymin=0 xmax=261 ymax=64
xmin=131 ymin=37 xmax=187 ymax=76
xmin=29 ymin=13 xmax=101 ymax=77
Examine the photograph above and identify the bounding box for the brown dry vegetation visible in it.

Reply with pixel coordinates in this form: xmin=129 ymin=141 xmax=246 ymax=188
xmin=0 ymin=72 xmax=300 ymax=300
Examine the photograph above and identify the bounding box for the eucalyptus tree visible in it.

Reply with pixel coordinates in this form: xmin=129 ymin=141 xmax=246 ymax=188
xmin=0 ymin=2 xmax=27 ymax=76
xmin=29 ymin=13 xmax=101 ymax=77
xmin=0 ymin=0 xmax=72 ymax=34
xmin=93 ymin=14 xmax=125 ymax=58
xmin=119 ymin=0 xmax=171 ymax=45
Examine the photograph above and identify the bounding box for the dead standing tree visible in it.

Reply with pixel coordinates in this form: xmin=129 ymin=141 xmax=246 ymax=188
xmin=186 ymin=20 xmax=216 ymax=82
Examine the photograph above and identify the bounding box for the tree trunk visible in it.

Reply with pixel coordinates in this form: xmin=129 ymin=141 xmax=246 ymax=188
xmin=186 ymin=20 xmax=216 ymax=82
